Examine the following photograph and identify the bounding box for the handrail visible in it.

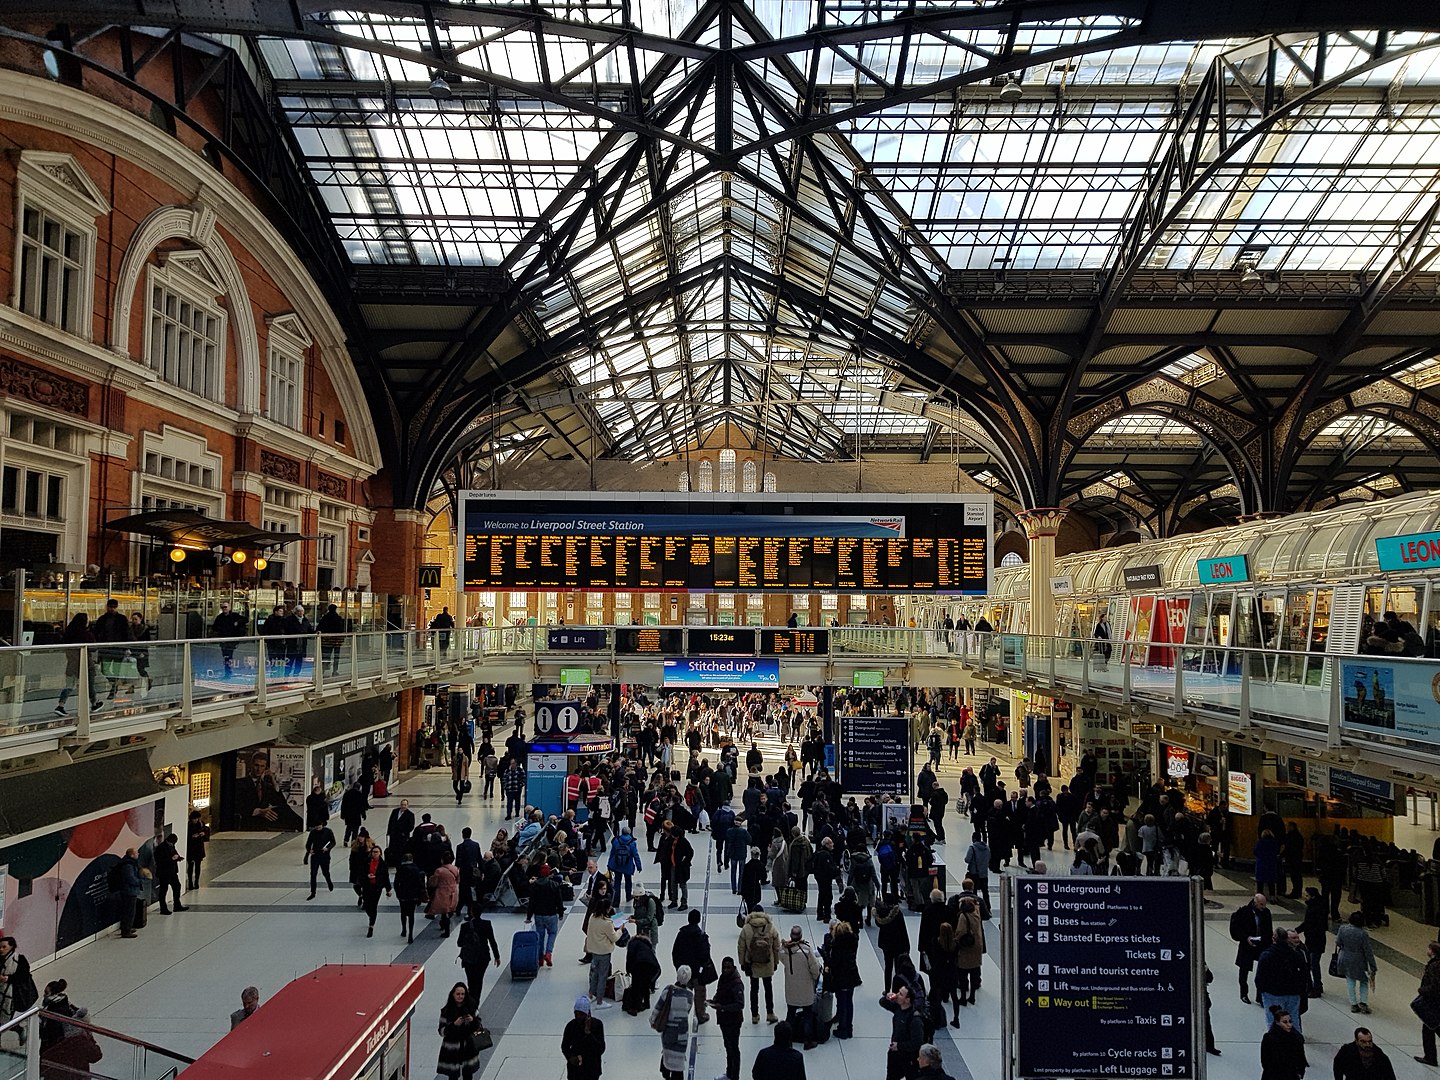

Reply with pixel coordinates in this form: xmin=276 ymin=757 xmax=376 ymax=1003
xmin=0 ymin=1006 xmax=192 ymax=1080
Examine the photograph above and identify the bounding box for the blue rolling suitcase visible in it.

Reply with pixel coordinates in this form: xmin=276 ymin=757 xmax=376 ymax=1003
xmin=510 ymin=928 xmax=541 ymax=980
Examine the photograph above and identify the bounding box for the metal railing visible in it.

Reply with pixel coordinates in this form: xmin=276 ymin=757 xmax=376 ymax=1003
xmin=0 ymin=628 xmax=479 ymax=748
xmin=0 ymin=1007 xmax=193 ymax=1080
xmin=1 ymin=623 xmax=1436 ymax=770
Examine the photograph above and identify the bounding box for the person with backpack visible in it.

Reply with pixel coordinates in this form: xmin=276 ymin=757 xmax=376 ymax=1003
xmin=633 ymin=888 xmax=664 ymax=945
xmin=847 ymin=849 xmax=878 ymax=926
xmin=962 ymin=834 xmax=991 ymax=920
xmin=108 ymin=848 xmax=144 ymax=938
xmin=607 ymin=829 xmax=642 ymax=904
xmin=780 ymin=926 xmax=823 ymax=1049
xmin=738 ymin=905 xmax=781 ymax=1025
xmin=876 ymin=833 xmax=902 ymax=898
xmin=456 ymin=909 xmax=501 ymax=1001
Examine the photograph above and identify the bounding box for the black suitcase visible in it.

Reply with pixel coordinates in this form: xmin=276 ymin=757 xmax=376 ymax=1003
xmin=622 ymin=981 xmax=648 ymax=1015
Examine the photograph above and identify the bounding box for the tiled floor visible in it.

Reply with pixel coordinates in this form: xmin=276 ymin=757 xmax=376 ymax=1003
xmin=25 ymin=733 xmax=1440 ymax=1080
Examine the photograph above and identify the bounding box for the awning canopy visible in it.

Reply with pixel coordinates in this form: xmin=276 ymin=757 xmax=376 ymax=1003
xmin=103 ymin=509 xmax=305 ymax=549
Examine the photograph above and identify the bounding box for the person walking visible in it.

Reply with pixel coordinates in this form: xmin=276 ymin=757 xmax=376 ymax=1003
xmin=709 ymin=957 xmax=746 ymax=1080
xmin=954 ymin=897 xmax=985 ymax=1007
xmin=1259 ymin=1007 xmax=1307 ymax=1080
xmin=1299 ymin=888 xmax=1327 ymax=997
xmin=528 ymin=862 xmax=566 ymax=966
xmin=608 ymin=824 xmax=643 ymax=903
xmin=739 ymin=904 xmax=781 ymax=1025
xmin=0 ymin=938 xmax=38 ymax=1045
xmin=654 ymin=966 xmax=695 ymax=1080
xmin=820 ymin=919 xmax=861 ymax=1040
xmin=1414 ymin=941 xmax=1440 ymax=1066
xmin=1253 ymin=830 xmax=1282 ymax=900
xmin=1335 ymin=911 xmax=1377 ymax=1015
xmin=436 ymin=982 xmax=485 ymax=1080
xmin=305 ymin=820 xmax=336 ymax=898
xmin=563 ymin=995 xmax=606 ymax=1080
xmin=1229 ymin=892 xmax=1273 ymax=1003
xmin=876 ymin=893 xmax=912 ymax=991
xmin=393 ymin=853 xmax=428 ymax=944
xmin=428 ymin=852 xmax=461 ymax=937
xmin=186 ymin=811 xmax=210 ymax=890
xmin=359 ymin=837 xmax=392 ymax=937
xmin=672 ymin=908 xmax=715 ymax=1024
xmin=1333 ymin=1028 xmax=1396 ymax=1080
xmin=54 ymin=613 xmax=102 ymax=716
xmin=1255 ymin=928 xmax=1309 ymax=1034
xmin=457 ymin=910 xmax=502 ymax=1001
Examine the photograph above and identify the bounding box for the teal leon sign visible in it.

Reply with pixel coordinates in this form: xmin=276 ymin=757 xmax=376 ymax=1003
xmin=1376 ymin=531 xmax=1440 ymax=572
xmin=1196 ymin=554 xmax=1250 ymax=584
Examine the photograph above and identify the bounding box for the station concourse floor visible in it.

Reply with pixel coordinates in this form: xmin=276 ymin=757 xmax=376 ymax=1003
xmin=25 ymin=734 xmax=1440 ymax=1080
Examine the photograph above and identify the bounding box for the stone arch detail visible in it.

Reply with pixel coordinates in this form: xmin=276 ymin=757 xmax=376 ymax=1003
xmin=110 ymin=202 xmax=261 ymax=412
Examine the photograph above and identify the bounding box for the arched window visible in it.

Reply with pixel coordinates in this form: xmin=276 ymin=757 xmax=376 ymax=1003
xmin=742 ymin=459 xmax=758 ymax=492
xmin=718 ymin=448 xmax=736 ymax=492
xmin=1000 ymin=551 xmax=1025 ymax=567
xmin=763 ymin=471 xmax=777 ymax=492
xmin=698 ymin=460 xmax=713 ymax=491
xmin=678 ymin=469 xmax=690 ymax=492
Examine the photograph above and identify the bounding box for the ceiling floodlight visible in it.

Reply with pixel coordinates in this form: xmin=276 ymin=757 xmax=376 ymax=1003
xmin=998 ymin=75 xmax=1024 ymax=103
xmin=1238 ymin=258 xmax=1262 ymax=286
xmin=429 ymin=74 xmax=453 ymax=100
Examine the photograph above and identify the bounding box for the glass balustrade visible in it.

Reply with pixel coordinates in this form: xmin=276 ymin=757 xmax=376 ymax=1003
xmin=0 ymin=626 xmax=1437 ymax=767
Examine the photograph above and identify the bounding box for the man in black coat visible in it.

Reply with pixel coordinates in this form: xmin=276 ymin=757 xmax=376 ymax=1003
xmin=672 ymin=908 xmax=714 ymax=1022
xmin=387 ymin=800 xmax=416 ymax=847
xmin=210 ymin=601 xmax=249 ymax=677
xmin=1229 ymin=892 xmax=1273 ymax=1003
xmin=753 ymin=1021 xmax=806 ymax=1080
xmin=811 ymin=838 xmax=840 ymax=922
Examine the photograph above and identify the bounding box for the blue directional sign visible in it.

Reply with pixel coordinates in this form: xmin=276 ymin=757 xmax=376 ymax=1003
xmin=1009 ymin=876 xmax=1200 ymax=1080
xmin=837 ymin=713 xmax=912 ymax=796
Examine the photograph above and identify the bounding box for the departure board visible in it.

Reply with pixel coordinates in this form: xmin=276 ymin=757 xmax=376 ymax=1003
xmin=615 ymin=627 xmax=685 ymax=654
xmin=760 ymin=629 xmax=829 ymax=656
xmin=460 ymin=493 xmax=991 ymax=594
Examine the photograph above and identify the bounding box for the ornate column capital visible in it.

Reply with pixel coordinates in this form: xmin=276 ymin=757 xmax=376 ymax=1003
xmin=1017 ymin=507 xmax=1068 ymax=540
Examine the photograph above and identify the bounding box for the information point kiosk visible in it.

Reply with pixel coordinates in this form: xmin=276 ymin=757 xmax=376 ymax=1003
xmin=525 ymin=700 xmax=615 ymax=817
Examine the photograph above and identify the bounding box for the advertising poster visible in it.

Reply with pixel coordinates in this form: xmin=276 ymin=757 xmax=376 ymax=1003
xmin=1001 ymin=634 xmax=1027 ymax=671
xmin=662 ymin=657 xmax=780 ymax=689
xmin=269 ymin=746 xmax=309 ymax=821
xmin=1127 ymin=596 xmax=1155 ymax=664
xmin=1340 ymin=660 xmax=1440 ymax=744
xmin=1148 ymin=598 xmax=1190 ymax=666
xmin=1227 ymin=771 xmax=1254 ymax=815
xmin=0 ymin=798 xmax=169 ymax=966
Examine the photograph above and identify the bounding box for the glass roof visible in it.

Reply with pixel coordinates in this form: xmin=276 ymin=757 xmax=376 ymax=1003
xmin=238 ymin=9 xmax=1440 ymax=469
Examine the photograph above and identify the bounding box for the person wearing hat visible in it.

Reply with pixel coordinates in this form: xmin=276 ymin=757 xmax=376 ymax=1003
xmin=527 ymin=862 xmax=566 ymax=967
xmin=654 ymin=965 xmax=695 ymax=1080
xmin=562 ymin=995 xmax=606 ymax=1080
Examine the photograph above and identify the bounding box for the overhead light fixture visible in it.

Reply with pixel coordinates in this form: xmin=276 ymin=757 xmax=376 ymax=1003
xmin=1237 ymin=258 xmax=1262 ymax=286
xmin=254 ymin=557 xmax=269 ymax=571
xmin=169 ymin=547 xmax=187 ymax=564
xmin=429 ymin=73 xmax=452 ymax=100
xmin=998 ymin=75 xmax=1024 ymax=103
xmin=231 ymin=550 xmax=247 ymax=564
